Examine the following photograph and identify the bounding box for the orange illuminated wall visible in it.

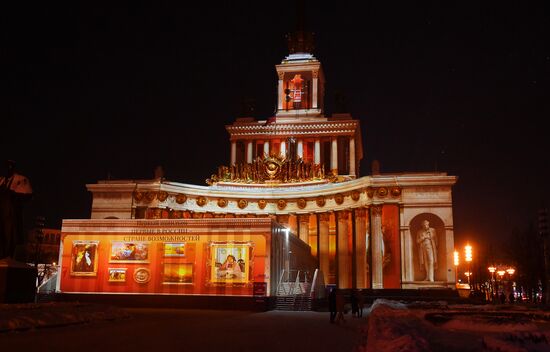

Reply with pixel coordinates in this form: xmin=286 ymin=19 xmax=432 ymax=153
xmin=59 ymin=232 xmax=269 ymax=296
xmin=382 ymin=205 xmax=401 ymax=288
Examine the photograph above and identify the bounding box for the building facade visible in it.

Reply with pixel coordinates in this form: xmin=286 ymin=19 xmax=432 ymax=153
xmin=57 ymin=41 xmax=457 ymax=297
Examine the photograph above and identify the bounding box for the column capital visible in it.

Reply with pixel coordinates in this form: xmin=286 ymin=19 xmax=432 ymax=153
xmin=277 ymin=214 xmax=290 ymax=224
xmin=318 ymin=212 xmax=331 ymax=222
xmin=355 ymin=207 xmax=368 ymax=219
xmin=338 ymin=210 xmax=350 ymax=221
xmin=298 ymin=214 xmax=310 ymax=224
xmin=371 ymin=205 xmax=383 ymax=216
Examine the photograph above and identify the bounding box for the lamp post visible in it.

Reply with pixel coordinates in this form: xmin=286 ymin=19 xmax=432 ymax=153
xmin=453 ymin=251 xmax=459 ymax=287
xmin=497 ymin=270 xmax=505 ymax=303
xmin=465 ymin=245 xmax=473 ymax=290
xmin=488 ymin=266 xmax=496 ymax=302
xmin=506 ymin=268 xmax=515 ymax=303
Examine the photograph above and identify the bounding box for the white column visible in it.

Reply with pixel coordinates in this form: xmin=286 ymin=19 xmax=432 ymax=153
xmin=246 ymin=141 xmax=253 ymax=163
xmin=371 ymin=206 xmax=384 ymax=289
xmin=349 ymin=137 xmax=356 ymax=176
xmin=263 ymin=140 xmax=270 ymax=157
xmin=278 ymin=75 xmax=284 ymax=111
xmin=230 ymin=141 xmax=237 ymax=165
xmin=338 ymin=211 xmax=350 ymax=289
xmin=331 ymin=138 xmax=338 ymax=175
xmin=355 ymin=208 xmax=367 ymax=289
xmin=319 ymin=213 xmax=330 ymax=285
xmin=299 ymin=215 xmax=309 ymax=244
xmin=312 ymin=77 xmax=318 ymax=109
xmin=280 ymin=140 xmax=287 ymax=157
xmin=314 ymin=139 xmax=321 ymax=164
xmin=297 ymin=140 xmax=304 ymax=159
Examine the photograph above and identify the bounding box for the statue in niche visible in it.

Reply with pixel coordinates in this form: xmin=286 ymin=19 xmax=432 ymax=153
xmin=416 ymin=219 xmax=438 ymax=281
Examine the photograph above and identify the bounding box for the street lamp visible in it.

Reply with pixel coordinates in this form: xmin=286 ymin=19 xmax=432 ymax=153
xmin=488 ymin=266 xmax=496 ymax=302
xmin=506 ymin=268 xmax=515 ymax=303
xmin=453 ymin=251 xmax=459 ymax=286
xmin=465 ymin=245 xmax=473 ymax=289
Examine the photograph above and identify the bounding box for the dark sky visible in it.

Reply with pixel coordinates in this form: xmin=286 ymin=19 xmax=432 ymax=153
xmin=2 ymin=2 xmax=549 ymax=259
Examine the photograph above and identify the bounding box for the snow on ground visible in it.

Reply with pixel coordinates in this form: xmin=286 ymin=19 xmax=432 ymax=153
xmin=0 ymin=302 xmax=129 ymax=332
xmin=359 ymin=299 xmax=550 ymax=352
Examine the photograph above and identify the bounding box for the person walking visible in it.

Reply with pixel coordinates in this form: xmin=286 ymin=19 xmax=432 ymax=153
xmin=328 ymin=287 xmax=337 ymax=323
xmin=350 ymin=290 xmax=358 ymax=317
xmin=335 ymin=290 xmax=346 ymax=324
xmin=357 ymin=290 xmax=365 ymax=317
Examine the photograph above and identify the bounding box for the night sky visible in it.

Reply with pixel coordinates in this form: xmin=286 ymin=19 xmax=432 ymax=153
xmin=2 ymin=2 xmax=548 ymax=260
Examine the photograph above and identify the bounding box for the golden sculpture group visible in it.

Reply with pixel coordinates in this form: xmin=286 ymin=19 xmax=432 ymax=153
xmin=206 ymin=155 xmax=333 ymax=185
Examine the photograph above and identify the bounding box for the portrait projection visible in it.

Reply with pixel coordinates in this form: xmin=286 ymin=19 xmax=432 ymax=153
xmin=209 ymin=242 xmax=252 ymax=284
xmin=110 ymin=242 xmax=149 ymax=263
xmin=70 ymin=241 xmax=99 ymax=276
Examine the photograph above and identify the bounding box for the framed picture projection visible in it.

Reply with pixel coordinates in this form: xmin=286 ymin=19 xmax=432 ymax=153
xmin=109 ymin=241 xmax=149 ymax=263
xmin=70 ymin=240 xmax=99 ymax=276
xmin=162 ymin=263 xmax=194 ymax=284
xmin=208 ymin=242 xmax=253 ymax=284
xmin=163 ymin=242 xmax=186 ymax=257
xmin=108 ymin=268 xmax=127 ymax=282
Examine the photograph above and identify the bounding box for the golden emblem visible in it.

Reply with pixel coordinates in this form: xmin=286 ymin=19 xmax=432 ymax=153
xmin=277 ymin=199 xmax=287 ymax=210
xmin=133 ymin=268 xmax=151 ymax=284
xmin=196 ymin=196 xmax=207 ymax=207
xmin=377 ymin=187 xmax=388 ymax=197
xmin=217 ymin=198 xmax=228 ymax=208
xmin=351 ymin=191 xmax=360 ymax=201
xmin=133 ymin=190 xmax=144 ymax=202
xmin=390 ymin=187 xmax=402 ymax=197
xmin=258 ymin=199 xmax=267 ymax=209
xmin=238 ymin=199 xmax=248 ymax=209
xmin=175 ymin=193 xmax=187 ymax=204
xmin=157 ymin=191 xmax=168 ymax=202
xmin=334 ymin=193 xmax=344 ymax=205
xmin=145 ymin=192 xmax=156 ymax=202
xmin=297 ymin=198 xmax=307 ymax=209
xmin=316 ymin=197 xmax=326 ymax=207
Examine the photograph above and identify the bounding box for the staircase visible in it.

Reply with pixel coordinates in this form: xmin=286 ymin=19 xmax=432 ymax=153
xmin=274 ymin=270 xmax=316 ymax=311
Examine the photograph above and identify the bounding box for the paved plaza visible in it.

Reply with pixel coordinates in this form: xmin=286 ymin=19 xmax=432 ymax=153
xmin=0 ymin=307 xmax=365 ymax=352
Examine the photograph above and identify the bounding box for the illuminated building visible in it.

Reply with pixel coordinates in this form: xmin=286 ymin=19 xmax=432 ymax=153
xmin=56 ymin=30 xmax=457 ymax=300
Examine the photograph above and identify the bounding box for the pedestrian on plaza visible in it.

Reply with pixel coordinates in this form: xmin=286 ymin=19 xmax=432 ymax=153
xmin=357 ymin=291 xmax=365 ymax=317
xmin=335 ymin=290 xmax=346 ymax=324
xmin=328 ymin=287 xmax=337 ymax=323
xmin=350 ymin=290 xmax=359 ymax=317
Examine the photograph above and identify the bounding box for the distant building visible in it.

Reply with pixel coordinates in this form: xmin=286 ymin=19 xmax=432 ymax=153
xmin=57 ymin=30 xmax=457 ymax=300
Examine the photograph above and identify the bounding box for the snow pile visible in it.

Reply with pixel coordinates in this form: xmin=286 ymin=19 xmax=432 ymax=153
xmin=360 ymin=299 xmax=431 ymax=352
xmin=0 ymin=302 xmax=129 ymax=332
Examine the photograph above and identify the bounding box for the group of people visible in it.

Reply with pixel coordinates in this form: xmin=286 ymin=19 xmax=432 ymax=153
xmin=328 ymin=288 xmax=365 ymax=324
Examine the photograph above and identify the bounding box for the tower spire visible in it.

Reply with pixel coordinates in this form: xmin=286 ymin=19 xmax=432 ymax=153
xmin=286 ymin=0 xmax=314 ymax=55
